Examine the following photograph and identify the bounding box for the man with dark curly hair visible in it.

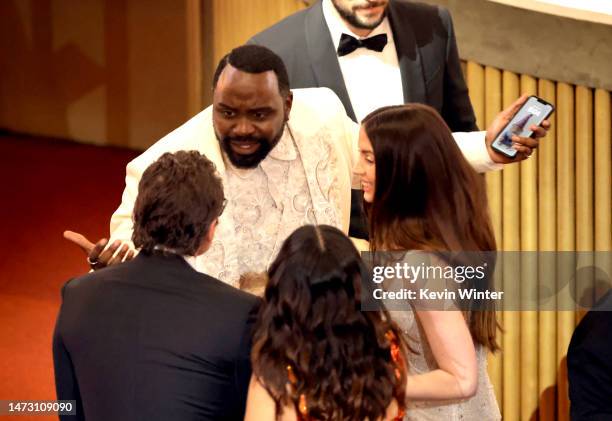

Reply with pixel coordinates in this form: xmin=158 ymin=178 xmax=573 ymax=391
xmin=53 ymin=151 xmax=259 ymax=421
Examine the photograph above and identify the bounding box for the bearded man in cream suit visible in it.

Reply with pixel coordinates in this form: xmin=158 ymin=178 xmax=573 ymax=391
xmin=65 ymin=45 xmax=547 ymax=285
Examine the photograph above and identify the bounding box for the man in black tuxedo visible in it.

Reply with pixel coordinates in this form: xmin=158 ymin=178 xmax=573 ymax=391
xmin=568 ymin=290 xmax=612 ymax=420
xmin=249 ymin=0 xmax=477 ymax=238
xmin=53 ymin=151 xmax=259 ymax=421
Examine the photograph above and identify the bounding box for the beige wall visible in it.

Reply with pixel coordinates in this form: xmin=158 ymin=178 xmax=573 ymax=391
xmin=201 ymin=0 xmax=306 ymax=104
xmin=209 ymin=0 xmax=305 ymax=65
xmin=0 ymin=0 xmax=305 ymax=149
xmin=0 ymin=0 xmax=201 ymax=149
xmin=423 ymin=0 xmax=612 ymax=91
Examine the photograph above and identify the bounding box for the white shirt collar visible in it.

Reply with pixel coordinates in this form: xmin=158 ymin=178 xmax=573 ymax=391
xmin=322 ymin=0 xmax=394 ymax=50
xmin=268 ymin=125 xmax=297 ymax=161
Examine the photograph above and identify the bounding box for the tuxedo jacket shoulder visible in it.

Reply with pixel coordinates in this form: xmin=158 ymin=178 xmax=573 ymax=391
xmin=53 ymin=254 xmax=260 ymax=421
xmin=248 ymin=0 xmax=477 ymax=131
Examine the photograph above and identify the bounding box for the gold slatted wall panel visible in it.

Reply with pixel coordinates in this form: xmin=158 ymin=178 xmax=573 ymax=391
xmin=556 ymin=82 xmax=575 ymax=421
xmin=466 ymin=62 xmax=612 ymax=420
xmin=537 ymin=79 xmax=557 ymax=421
xmin=595 ymin=90 xmax=612 ymax=304
xmin=485 ymin=67 xmax=504 ymax=406
xmin=501 ymin=70 xmax=521 ymax=421
xmin=210 ymin=0 xmax=306 ymax=67
xmin=520 ymin=74 xmax=539 ymax=421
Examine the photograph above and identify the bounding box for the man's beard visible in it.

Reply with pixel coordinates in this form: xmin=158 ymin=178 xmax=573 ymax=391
xmin=216 ymin=125 xmax=285 ymax=169
xmin=332 ymin=1 xmax=387 ymax=30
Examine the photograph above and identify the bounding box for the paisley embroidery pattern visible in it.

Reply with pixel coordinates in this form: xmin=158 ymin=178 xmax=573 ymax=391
xmin=193 ymin=126 xmax=344 ymax=285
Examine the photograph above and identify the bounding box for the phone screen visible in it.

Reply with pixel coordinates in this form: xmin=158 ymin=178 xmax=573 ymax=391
xmin=492 ymin=96 xmax=554 ymax=158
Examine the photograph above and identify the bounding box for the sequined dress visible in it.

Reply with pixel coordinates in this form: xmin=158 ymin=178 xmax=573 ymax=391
xmin=390 ymin=309 xmax=501 ymax=421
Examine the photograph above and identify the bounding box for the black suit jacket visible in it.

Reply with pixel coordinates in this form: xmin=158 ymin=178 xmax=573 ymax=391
xmin=53 ymin=253 xmax=260 ymax=421
xmin=249 ymin=0 xmax=477 ymax=131
xmin=567 ymin=290 xmax=612 ymax=420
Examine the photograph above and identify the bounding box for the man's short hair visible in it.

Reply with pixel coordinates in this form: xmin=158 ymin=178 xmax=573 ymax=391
xmin=212 ymin=44 xmax=290 ymax=97
xmin=132 ymin=151 xmax=224 ymax=256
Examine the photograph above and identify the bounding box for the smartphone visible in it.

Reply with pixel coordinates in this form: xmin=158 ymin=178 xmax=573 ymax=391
xmin=491 ymin=95 xmax=554 ymax=158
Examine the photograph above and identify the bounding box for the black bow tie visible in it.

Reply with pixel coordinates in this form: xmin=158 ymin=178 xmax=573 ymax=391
xmin=337 ymin=33 xmax=388 ymax=57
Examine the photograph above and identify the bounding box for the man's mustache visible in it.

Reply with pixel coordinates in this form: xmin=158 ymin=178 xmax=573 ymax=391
xmin=354 ymin=1 xmax=387 ymax=10
xmin=224 ymin=136 xmax=265 ymax=144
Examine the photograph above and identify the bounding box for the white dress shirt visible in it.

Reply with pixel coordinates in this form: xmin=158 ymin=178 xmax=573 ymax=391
xmin=217 ymin=130 xmax=316 ymax=280
xmin=322 ymin=0 xmax=404 ymax=122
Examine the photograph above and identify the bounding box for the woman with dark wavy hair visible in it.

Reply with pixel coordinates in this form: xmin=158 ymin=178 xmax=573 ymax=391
xmin=245 ymin=224 xmax=407 ymax=420
xmin=354 ymin=104 xmax=501 ymax=420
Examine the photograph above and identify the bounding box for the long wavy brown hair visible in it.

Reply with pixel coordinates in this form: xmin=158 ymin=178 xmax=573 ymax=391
xmin=251 ymin=225 xmax=406 ymax=420
xmin=362 ymin=104 xmax=499 ymax=352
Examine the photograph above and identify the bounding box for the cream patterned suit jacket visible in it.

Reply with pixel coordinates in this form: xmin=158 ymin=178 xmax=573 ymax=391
xmin=109 ymin=88 xmax=496 ymax=284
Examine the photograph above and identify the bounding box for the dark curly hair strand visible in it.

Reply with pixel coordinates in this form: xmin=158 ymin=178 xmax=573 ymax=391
xmin=132 ymin=150 xmax=224 ymax=256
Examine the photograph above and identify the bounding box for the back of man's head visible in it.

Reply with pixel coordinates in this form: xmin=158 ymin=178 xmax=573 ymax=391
xmin=212 ymin=44 xmax=290 ymax=97
xmin=132 ymin=151 xmax=224 ymax=256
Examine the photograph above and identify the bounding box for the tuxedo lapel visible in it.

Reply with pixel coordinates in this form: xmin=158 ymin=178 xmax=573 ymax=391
xmin=304 ymin=2 xmax=356 ymax=120
xmin=287 ymin=123 xmax=341 ymax=230
xmin=387 ymin=1 xmax=426 ymax=104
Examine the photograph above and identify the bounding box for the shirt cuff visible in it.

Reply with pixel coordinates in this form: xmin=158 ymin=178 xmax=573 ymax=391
xmin=453 ymin=131 xmax=503 ymax=173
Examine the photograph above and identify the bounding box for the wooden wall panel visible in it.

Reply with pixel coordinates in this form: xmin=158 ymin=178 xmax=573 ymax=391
xmin=594 ymin=90 xmax=611 ymax=254
xmin=519 ymin=74 xmax=539 ymax=421
xmin=483 ymin=66 xmax=504 ymax=405
xmin=537 ymin=79 xmax=558 ymax=421
xmin=465 ymin=63 xmax=611 ymax=420
xmin=210 ymin=0 xmax=305 ymax=67
xmin=594 ymin=90 xmax=612 ymax=289
xmin=575 ymin=86 xmax=594 ymax=322
xmin=555 ymin=82 xmax=575 ymax=421
xmin=501 ymin=70 xmax=520 ymax=421
xmin=0 ymin=0 xmax=202 ymax=149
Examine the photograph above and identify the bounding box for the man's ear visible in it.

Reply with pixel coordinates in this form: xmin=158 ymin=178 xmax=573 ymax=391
xmin=196 ymin=219 xmax=218 ymax=256
xmin=206 ymin=219 xmax=218 ymax=244
xmin=284 ymin=91 xmax=293 ymax=121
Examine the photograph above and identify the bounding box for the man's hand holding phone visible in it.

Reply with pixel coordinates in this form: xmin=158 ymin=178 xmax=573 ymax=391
xmin=486 ymin=95 xmax=553 ymax=164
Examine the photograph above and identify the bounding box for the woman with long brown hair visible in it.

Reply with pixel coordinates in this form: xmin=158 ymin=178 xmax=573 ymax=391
xmin=355 ymin=104 xmax=501 ymax=420
xmin=244 ymin=224 xmax=407 ymax=420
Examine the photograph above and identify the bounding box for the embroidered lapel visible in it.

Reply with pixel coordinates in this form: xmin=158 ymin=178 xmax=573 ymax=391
xmin=287 ymin=124 xmax=341 ymax=229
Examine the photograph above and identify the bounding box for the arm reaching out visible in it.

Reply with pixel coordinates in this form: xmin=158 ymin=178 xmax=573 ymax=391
xmin=485 ymin=95 xmax=550 ymax=163
xmin=347 ymin=96 xmax=550 ymax=178
xmin=63 ymin=230 xmax=135 ymax=270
